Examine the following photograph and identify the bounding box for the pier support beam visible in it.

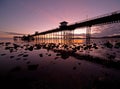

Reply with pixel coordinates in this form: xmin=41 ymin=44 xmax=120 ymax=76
xmin=86 ymin=26 xmax=91 ymax=45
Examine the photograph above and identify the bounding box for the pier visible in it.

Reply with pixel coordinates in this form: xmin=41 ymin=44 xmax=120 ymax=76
xmin=31 ymin=11 xmax=120 ymax=44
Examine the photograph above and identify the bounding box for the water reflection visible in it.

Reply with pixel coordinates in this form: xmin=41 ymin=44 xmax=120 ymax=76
xmin=34 ymin=38 xmax=85 ymax=44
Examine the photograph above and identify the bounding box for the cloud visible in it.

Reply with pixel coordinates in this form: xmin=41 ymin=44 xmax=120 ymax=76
xmin=92 ymin=23 xmax=120 ymax=37
xmin=0 ymin=31 xmax=26 ymax=35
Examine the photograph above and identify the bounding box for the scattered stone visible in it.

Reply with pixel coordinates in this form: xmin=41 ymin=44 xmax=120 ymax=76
xmin=16 ymin=58 xmax=21 ymax=60
xmin=1 ymin=53 xmax=6 ymax=56
xmin=0 ymin=53 xmax=6 ymax=56
xmin=73 ymin=67 xmax=76 ymax=70
xmin=5 ymin=47 xmax=13 ymax=50
xmin=18 ymin=54 xmax=23 ymax=56
xmin=39 ymin=54 xmax=43 ymax=57
xmin=13 ymin=43 xmax=20 ymax=49
xmin=5 ymin=42 xmax=11 ymax=46
xmin=10 ymin=66 xmax=21 ymax=72
xmin=10 ymin=56 xmax=14 ymax=59
xmin=104 ymin=41 xmax=113 ymax=48
xmin=26 ymin=61 xmax=31 ymax=64
xmin=27 ymin=64 xmax=39 ymax=71
xmin=107 ymin=54 xmax=116 ymax=60
xmin=24 ymin=52 xmax=27 ymax=53
xmin=23 ymin=58 xmax=28 ymax=60
xmin=35 ymin=44 xmax=41 ymax=50
xmin=9 ymin=48 xmax=14 ymax=53
xmin=56 ymin=53 xmax=61 ymax=56
xmin=48 ymin=54 xmax=51 ymax=56
xmin=78 ymin=62 xmax=81 ymax=65
xmin=54 ymin=57 xmax=59 ymax=60
xmin=0 ymin=42 xmax=4 ymax=45
xmin=61 ymin=53 xmax=69 ymax=59
xmin=114 ymin=42 xmax=120 ymax=49
xmin=79 ymin=50 xmax=83 ymax=52
xmin=23 ymin=54 xmax=28 ymax=57
xmin=28 ymin=46 xmax=33 ymax=51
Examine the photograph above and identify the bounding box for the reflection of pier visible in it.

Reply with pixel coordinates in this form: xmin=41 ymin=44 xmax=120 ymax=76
xmin=13 ymin=36 xmax=22 ymax=41
xmin=32 ymin=11 xmax=120 ymax=44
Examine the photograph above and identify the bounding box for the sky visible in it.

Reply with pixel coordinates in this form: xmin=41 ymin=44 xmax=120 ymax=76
xmin=0 ymin=0 xmax=120 ymax=38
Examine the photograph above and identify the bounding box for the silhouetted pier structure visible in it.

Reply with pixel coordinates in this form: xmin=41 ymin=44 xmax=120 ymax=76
xmin=32 ymin=11 xmax=120 ymax=44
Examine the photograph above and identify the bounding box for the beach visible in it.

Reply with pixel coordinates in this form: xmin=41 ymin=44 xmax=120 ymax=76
xmin=0 ymin=38 xmax=120 ymax=89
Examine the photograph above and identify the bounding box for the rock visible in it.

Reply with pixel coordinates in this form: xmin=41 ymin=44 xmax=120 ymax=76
xmin=27 ymin=64 xmax=39 ymax=71
xmin=61 ymin=54 xmax=69 ymax=59
xmin=18 ymin=54 xmax=23 ymax=56
xmin=23 ymin=58 xmax=28 ymax=60
xmin=48 ymin=54 xmax=51 ymax=56
xmin=13 ymin=43 xmax=20 ymax=49
xmin=114 ymin=42 xmax=120 ymax=49
xmin=10 ymin=56 xmax=14 ymax=59
xmin=56 ymin=53 xmax=61 ymax=56
xmin=54 ymin=57 xmax=59 ymax=60
xmin=5 ymin=42 xmax=11 ymax=46
xmin=16 ymin=58 xmax=21 ymax=60
xmin=26 ymin=61 xmax=31 ymax=64
xmin=39 ymin=54 xmax=43 ymax=57
xmin=0 ymin=42 xmax=4 ymax=45
xmin=23 ymin=54 xmax=28 ymax=57
xmin=0 ymin=53 xmax=6 ymax=56
xmin=28 ymin=46 xmax=33 ymax=51
xmin=10 ymin=66 xmax=21 ymax=72
xmin=73 ymin=67 xmax=76 ymax=70
xmin=35 ymin=44 xmax=41 ymax=50
xmin=104 ymin=41 xmax=113 ymax=48
xmin=78 ymin=62 xmax=81 ymax=65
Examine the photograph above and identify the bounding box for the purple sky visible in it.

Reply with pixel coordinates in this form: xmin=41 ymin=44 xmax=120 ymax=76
xmin=0 ymin=0 xmax=120 ymax=37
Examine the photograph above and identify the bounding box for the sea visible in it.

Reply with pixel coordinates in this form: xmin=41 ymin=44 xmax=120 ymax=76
xmin=0 ymin=37 xmax=120 ymax=89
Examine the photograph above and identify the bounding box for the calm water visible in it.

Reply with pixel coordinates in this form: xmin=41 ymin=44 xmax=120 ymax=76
xmin=0 ymin=38 xmax=120 ymax=89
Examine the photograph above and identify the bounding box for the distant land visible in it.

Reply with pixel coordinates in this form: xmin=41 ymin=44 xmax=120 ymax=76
xmin=96 ymin=35 xmax=120 ymax=39
xmin=74 ymin=34 xmax=120 ymax=39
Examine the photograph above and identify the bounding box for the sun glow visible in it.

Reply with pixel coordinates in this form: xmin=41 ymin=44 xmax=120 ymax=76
xmin=74 ymin=28 xmax=86 ymax=34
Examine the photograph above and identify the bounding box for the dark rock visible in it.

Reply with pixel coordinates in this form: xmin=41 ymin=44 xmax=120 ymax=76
xmin=39 ymin=54 xmax=43 ymax=57
xmin=73 ymin=67 xmax=76 ymax=70
xmin=28 ymin=64 xmax=39 ymax=71
xmin=75 ymin=46 xmax=81 ymax=50
xmin=78 ymin=62 xmax=81 ymax=65
xmin=23 ymin=54 xmax=28 ymax=57
xmin=35 ymin=44 xmax=41 ymax=50
xmin=18 ymin=54 xmax=23 ymax=56
xmin=10 ymin=56 xmax=14 ymax=59
xmin=54 ymin=57 xmax=59 ymax=60
xmin=56 ymin=53 xmax=61 ymax=56
xmin=104 ymin=41 xmax=113 ymax=48
xmin=16 ymin=58 xmax=21 ymax=60
xmin=107 ymin=54 xmax=116 ymax=60
xmin=26 ymin=61 xmax=31 ymax=64
xmin=61 ymin=53 xmax=69 ymax=59
xmin=13 ymin=43 xmax=20 ymax=49
xmin=114 ymin=42 xmax=120 ymax=49
xmin=23 ymin=58 xmax=28 ymax=60
xmin=48 ymin=54 xmax=51 ymax=56
xmin=10 ymin=66 xmax=21 ymax=72
xmin=5 ymin=47 xmax=13 ymax=50
xmin=0 ymin=42 xmax=4 ymax=45
xmin=5 ymin=42 xmax=11 ymax=46
xmin=28 ymin=46 xmax=33 ymax=51
xmin=0 ymin=53 xmax=6 ymax=56
xmin=9 ymin=48 xmax=14 ymax=53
